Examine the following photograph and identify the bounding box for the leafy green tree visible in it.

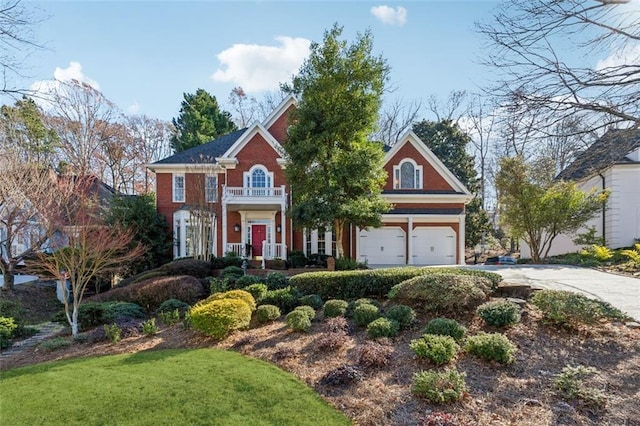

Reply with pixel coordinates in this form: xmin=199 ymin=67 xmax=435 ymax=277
xmin=170 ymin=89 xmax=236 ymax=153
xmin=282 ymin=24 xmax=391 ymax=258
xmin=0 ymin=97 xmax=58 ymax=164
xmin=496 ymin=156 xmax=608 ymax=263
xmin=412 ymin=119 xmax=491 ymax=246
xmin=106 ymin=194 xmax=172 ymax=274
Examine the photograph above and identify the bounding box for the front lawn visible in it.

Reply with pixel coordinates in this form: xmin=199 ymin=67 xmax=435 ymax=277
xmin=0 ymin=348 xmax=350 ymax=426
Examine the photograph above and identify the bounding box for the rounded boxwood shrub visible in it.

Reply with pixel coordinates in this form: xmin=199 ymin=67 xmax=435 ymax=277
xmin=353 ymin=303 xmax=380 ymax=327
xmin=323 ymin=299 xmax=349 ymax=318
xmin=293 ymin=305 xmax=316 ymax=322
xmin=388 ymin=274 xmax=490 ymax=313
xmin=423 ymin=318 xmax=467 ymax=342
xmin=410 ymin=334 xmax=459 ymax=365
xmin=477 ymin=299 xmax=521 ymax=327
xmin=235 ymin=274 xmax=263 ymax=288
xmin=255 ymin=304 xmax=281 ymax=323
xmin=163 ymin=258 xmax=211 ymax=278
xmin=206 ymin=290 xmax=256 ymax=311
xmin=298 ymin=294 xmax=323 ymax=310
xmin=286 ymin=310 xmax=311 ymax=332
xmin=221 ymin=266 xmax=244 ymax=281
xmin=464 ymin=332 xmax=517 ymax=364
xmin=189 ymin=298 xmax=252 ymax=339
xmin=156 ymin=298 xmax=190 ymax=314
xmin=265 ymin=272 xmax=288 ymax=290
xmin=384 ymin=304 xmax=416 ymax=330
xmin=530 ymin=289 xmax=628 ymax=326
xmin=347 ymin=298 xmax=380 ymax=317
xmin=366 ymin=317 xmax=399 ymax=339
xmin=243 ymin=283 xmax=268 ymax=303
xmin=412 ymin=368 xmax=467 ymax=403
xmin=260 ymin=286 xmax=300 ymax=313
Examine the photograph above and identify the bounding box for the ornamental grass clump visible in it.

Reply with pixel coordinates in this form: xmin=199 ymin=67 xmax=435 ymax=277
xmin=323 ymin=299 xmax=349 ymax=318
xmin=410 ymin=334 xmax=459 ymax=365
xmin=464 ymin=332 xmax=516 ymax=365
xmin=353 ymin=303 xmax=380 ymax=327
xmin=255 ymin=304 xmax=281 ymax=324
xmin=189 ymin=298 xmax=252 ymax=339
xmin=412 ymin=369 xmax=467 ymax=403
xmin=423 ymin=318 xmax=467 ymax=341
xmin=476 ymin=299 xmax=521 ymax=327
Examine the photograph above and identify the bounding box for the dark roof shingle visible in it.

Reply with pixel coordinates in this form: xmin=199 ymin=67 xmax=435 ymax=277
xmin=152 ymin=128 xmax=247 ymax=165
xmin=557 ymin=129 xmax=640 ymax=181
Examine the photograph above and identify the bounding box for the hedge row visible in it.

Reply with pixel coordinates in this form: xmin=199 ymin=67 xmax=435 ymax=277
xmin=288 ymin=267 xmax=502 ymax=300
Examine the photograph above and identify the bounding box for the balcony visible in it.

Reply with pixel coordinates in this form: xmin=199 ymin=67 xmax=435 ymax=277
xmin=222 ymin=185 xmax=287 ymax=210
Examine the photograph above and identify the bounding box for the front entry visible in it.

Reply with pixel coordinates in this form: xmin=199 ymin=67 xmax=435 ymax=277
xmin=251 ymin=225 xmax=267 ymax=257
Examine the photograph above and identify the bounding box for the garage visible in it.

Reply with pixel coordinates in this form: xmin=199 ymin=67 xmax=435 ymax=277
xmin=412 ymin=226 xmax=456 ymax=265
xmin=359 ymin=227 xmax=406 ymax=265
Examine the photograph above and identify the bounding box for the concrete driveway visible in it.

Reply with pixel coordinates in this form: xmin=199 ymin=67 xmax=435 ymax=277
xmin=467 ymin=264 xmax=640 ymax=321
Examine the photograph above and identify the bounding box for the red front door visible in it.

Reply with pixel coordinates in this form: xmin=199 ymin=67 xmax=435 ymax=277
xmin=251 ymin=225 xmax=266 ymax=257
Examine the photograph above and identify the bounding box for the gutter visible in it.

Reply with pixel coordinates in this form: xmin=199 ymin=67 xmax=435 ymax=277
xmin=598 ymin=172 xmax=606 ymax=245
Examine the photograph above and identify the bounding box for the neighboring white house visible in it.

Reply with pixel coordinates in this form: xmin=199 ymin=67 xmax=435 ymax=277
xmin=520 ymin=129 xmax=640 ymax=259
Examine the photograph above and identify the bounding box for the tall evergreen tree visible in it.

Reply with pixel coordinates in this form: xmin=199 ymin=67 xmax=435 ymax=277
xmin=282 ymin=24 xmax=391 ymax=258
xmin=412 ymin=119 xmax=491 ymax=247
xmin=170 ymin=89 xmax=236 ymax=153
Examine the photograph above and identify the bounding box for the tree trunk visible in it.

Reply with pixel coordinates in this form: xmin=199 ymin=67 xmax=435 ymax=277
xmin=333 ymin=219 xmax=345 ymax=259
xmin=1 ymin=270 xmax=15 ymax=291
xmin=71 ymin=304 xmax=79 ymax=337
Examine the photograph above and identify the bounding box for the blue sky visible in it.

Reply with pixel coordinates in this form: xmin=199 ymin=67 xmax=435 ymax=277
xmin=17 ymin=0 xmax=500 ymax=122
xmin=17 ymin=0 xmax=638 ymax=123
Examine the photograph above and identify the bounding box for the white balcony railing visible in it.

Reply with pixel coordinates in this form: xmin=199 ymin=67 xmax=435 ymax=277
xmin=223 ymin=186 xmax=285 ymax=200
xmin=226 ymin=243 xmax=247 ymax=257
xmin=225 ymin=242 xmax=287 ymax=266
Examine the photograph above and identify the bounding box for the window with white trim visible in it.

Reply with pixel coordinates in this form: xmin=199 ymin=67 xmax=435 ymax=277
xmin=205 ymin=175 xmax=217 ymax=202
xmin=393 ymin=159 xmax=422 ymax=189
xmin=173 ymin=174 xmax=185 ymax=202
xmin=244 ymin=165 xmax=273 ymax=196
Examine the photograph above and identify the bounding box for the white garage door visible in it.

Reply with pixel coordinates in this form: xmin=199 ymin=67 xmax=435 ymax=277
xmin=412 ymin=227 xmax=456 ymax=265
xmin=359 ymin=227 xmax=406 ymax=265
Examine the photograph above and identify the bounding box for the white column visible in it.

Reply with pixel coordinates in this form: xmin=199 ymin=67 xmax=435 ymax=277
xmin=407 ymin=216 xmax=413 ymax=265
xmin=222 ymin=200 xmax=228 ymax=256
xmin=280 ymin=202 xmax=287 ymax=260
xmin=458 ymin=214 xmax=466 ymax=265
xmin=240 ymin=211 xmax=247 ymax=257
xmin=355 ymin=226 xmax=360 ymax=262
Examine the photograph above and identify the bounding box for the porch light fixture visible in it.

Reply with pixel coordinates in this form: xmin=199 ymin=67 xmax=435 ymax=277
xmin=234 ymin=224 xmax=240 ymax=232
xmin=276 ymin=225 xmax=282 ymax=233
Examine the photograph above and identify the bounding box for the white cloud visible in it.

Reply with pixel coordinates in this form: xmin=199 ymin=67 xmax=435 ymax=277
xmin=371 ymin=5 xmax=407 ymax=26
xmin=30 ymin=62 xmax=101 ymax=108
xmin=52 ymin=62 xmax=100 ymax=90
xmin=211 ymin=36 xmax=311 ymax=92
xmin=596 ymin=43 xmax=640 ymax=70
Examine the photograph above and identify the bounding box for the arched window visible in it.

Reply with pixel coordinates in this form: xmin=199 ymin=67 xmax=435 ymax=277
xmin=393 ymin=159 xmax=423 ymax=189
xmin=251 ymin=168 xmax=267 ymax=187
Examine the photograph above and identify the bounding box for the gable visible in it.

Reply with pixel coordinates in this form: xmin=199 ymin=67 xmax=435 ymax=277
xmin=220 ymin=123 xmax=284 ymax=162
xmin=384 ymin=131 xmax=471 ymax=195
xmin=225 ymin=132 xmax=286 ymax=187
xmin=266 ymin=103 xmax=296 ymax=143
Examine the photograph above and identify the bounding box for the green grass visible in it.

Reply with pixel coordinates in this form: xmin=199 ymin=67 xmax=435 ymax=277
xmin=0 ymin=348 xmax=351 ymax=426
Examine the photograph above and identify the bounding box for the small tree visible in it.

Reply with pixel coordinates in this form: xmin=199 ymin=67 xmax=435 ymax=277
xmin=496 ymin=156 xmax=608 ymax=262
xmin=30 ymin=179 xmax=144 ymax=336
xmin=0 ymin=154 xmax=59 ymax=291
xmin=282 ymin=24 xmax=391 ymax=257
xmin=106 ymin=193 xmax=171 ymax=274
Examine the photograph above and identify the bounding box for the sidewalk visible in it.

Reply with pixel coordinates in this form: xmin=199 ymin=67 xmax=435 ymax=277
xmin=0 ymin=322 xmax=66 ymax=363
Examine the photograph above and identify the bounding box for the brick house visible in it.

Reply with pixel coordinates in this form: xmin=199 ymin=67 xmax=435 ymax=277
xmin=147 ymin=96 xmax=472 ymax=266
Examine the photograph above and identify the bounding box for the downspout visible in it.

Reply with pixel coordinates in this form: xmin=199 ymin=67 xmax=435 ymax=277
xmin=598 ymin=172 xmax=606 ymax=245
